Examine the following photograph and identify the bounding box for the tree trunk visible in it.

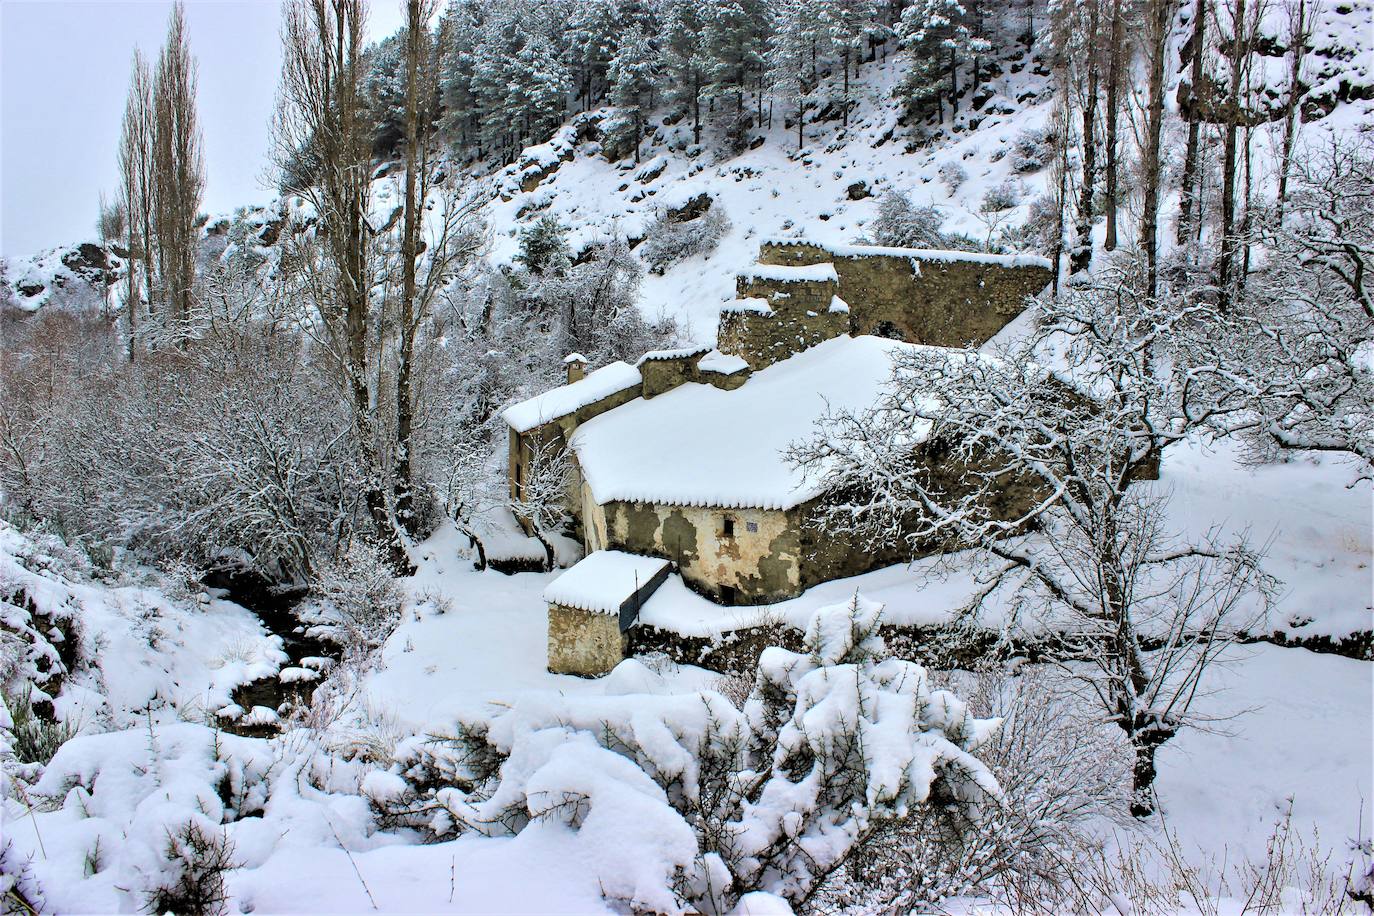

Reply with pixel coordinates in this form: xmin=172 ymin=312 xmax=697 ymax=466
xmin=395 ymin=0 xmax=424 ymax=538
xmin=1139 ymin=0 xmax=1174 ymax=298
xmin=1177 ymin=0 xmax=1208 ymax=247
xmin=1072 ymin=1 xmax=1102 ymax=275
xmin=949 ymin=50 xmax=959 ymax=115
xmin=1130 ymin=736 xmax=1165 ymax=817
xmin=1274 ymin=0 xmax=1308 ymax=224
xmin=1104 ymin=0 xmax=1124 ymax=251
xmin=1217 ymin=0 xmax=1248 ymax=311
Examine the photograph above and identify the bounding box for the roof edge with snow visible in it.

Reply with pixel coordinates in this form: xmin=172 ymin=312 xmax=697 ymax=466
xmin=759 ymin=238 xmax=1052 ymax=270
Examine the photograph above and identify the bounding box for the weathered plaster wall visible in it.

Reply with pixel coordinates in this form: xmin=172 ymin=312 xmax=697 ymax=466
xmin=601 ymin=501 xmax=801 ymax=603
xmin=547 ymin=603 xmax=625 ymax=676
xmin=758 ymin=241 xmax=1051 ymax=348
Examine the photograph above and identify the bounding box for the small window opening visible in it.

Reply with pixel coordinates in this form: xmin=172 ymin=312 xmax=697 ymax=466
xmin=720 ymin=585 xmax=739 ymax=605
xmin=722 ymin=517 xmax=735 ymax=538
xmin=746 ymin=520 xmax=759 ymax=533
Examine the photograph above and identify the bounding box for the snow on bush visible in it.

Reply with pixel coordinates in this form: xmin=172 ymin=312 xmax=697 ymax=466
xmin=388 ymin=595 xmax=1002 ymax=912
xmin=938 ymin=161 xmax=968 ymax=193
xmin=1010 ymin=126 xmax=1055 ymax=173
xmin=298 ymin=540 xmax=403 ymax=653
xmin=11 ymin=721 xmax=376 ymax=911
xmin=867 ymin=191 xmax=947 ymax=249
xmin=979 ymin=178 xmax=1025 ymax=213
xmin=639 ymin=204 xmax=731 ymax=275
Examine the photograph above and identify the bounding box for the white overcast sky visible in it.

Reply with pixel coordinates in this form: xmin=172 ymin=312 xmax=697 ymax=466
xmin=1 ymin=0 xmax=406 ymax=257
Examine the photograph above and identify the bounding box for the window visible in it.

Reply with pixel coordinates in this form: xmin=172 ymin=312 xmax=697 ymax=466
xmin=722 ymin=517 xmax=735 ymax=538
xmin=720 ymin=585 xmax=738 ymax=605
xmin=746 ymin=521 xmax=758 ymax=533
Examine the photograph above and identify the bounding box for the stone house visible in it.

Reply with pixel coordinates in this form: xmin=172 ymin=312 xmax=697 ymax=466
xmin=499 ymin=240 xmax=1054 ymax=674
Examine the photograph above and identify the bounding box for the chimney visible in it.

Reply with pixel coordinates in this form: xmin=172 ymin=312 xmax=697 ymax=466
xmin=563 ymin=352 xmax=588 ymax=384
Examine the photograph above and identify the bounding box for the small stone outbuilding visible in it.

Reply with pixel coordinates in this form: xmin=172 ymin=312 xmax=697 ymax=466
xmin=544 ymin=550 xmax=671 ymax=676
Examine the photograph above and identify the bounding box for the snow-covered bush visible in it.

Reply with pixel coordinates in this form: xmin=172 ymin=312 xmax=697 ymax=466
xmin=639 ymin=204 xmax=731 ymax=274
xmin=390 ymin=596 xmax=1002 ymax=912
xmin=3 ymin=689 xmax=76 ymax=765
xmin=299 ymin=541 xmax=403 ymax=653
xmin=868 ymin=191 xmax=946 ymax=248
xmin=939 ymin=161 xmax=968 ymax=193
xmin=142 ymin=821 xmax=237 ymax=916
xmin=979 ymin=178 xmax=1025 ymax=213
xmin=808 ymin=666 xmax=1129 ymax=911
xmin=1010 ymin=126 xmax=1054 ymax=173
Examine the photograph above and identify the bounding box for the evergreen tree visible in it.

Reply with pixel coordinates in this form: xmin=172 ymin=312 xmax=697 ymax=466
xmin=704 ymin=0 xmax=769 ymax=150
xmin=819 ymin=0 xmax=882 ymax=126
xmin=515 ymin=215 xmax=572 ymax=277
xmin=897 ymin=0 xmax=990 ymax=123
xmin=768 ymin=0 xmax=819 ymax=150
xmin=607 ymin=25 xmax=658 ymax=162
xmin=661 ymin=1 xmax=710 ymax=145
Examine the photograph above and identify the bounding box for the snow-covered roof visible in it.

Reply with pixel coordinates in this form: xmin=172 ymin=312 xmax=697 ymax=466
xmin=636 ymin=345 xmax=711 ymax=366
xmin=738 ymin=262 xmax=839 ymax=283
xmin=571 ymin=335 xmax=935 ymax=511
xmin=564 ymin=352 xmax=588 ymax=364
xmin=543 ymin=550 xmax=672 ymax=615
xmin=698 ymin=351 xmax=750 ymax=375
xmin=502 ymin=361 xmax=642 ymax=433
xmin=828 ymin=295 xmax=850 ymax=314
xmin=760 ymin=238 xmax=1052 ymax=270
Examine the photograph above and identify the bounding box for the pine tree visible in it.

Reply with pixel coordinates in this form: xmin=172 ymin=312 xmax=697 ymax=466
xmin=607 ymin=25 xmax=658 ymax=162
xmin=704 ymin=0 xmax=769 ymax=150
xmin=818 ymin=0 xmax=882 ymax=126
xmin=898 ymin=0 xmax=991 ymax=123
xmin=768 ymin=0 xmax=819 ymax=150
xmin=661 ymin=1 xmax=710 ymax=145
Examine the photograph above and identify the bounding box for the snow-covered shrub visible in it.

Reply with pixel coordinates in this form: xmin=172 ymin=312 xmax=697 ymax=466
xmin=807 ymin=666 xmax=1129 ymax=912
xmin=1010 ymin=126 xmax=1055 ymax=173
xmin=868 ymin=191 xmax=946 ymax=248
xmin=939 ymin=161 xmax=968 ymax=193
xmin=391 ymin=596 xmax=1002 ymax=913
xmin=299 ymin=541 xmax=403 ymax=653
xmin=2 ymin=689 xmax=76 ymax=765
xmin=142 ymin=821 xmax=237 ymax=916
xmin=980 ymin=178 xmax=1025 ymax=213
xmin=639 ymin=205 xmax=731 ymax=274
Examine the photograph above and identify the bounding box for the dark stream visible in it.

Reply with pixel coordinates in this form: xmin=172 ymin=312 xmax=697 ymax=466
xmin=203 ymin=569 xmax=339 ymax=737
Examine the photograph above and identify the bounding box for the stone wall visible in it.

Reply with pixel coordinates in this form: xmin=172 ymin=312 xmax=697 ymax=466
xmin=718 ymin=272 xmax=850 ymax=370
xmin=757 ymin=241 xmax=1051 ymax=348
xmin=639 ymin=350 xmax=707 ymax=398
xmin=547 ymin=603 xmax=626 ymax=676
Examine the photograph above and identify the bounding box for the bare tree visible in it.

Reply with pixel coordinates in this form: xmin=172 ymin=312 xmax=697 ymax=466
xmin=1102 ymin=0 xmax=1126 ymax=251
xmin=794 ymin=268 xmax=1275 ymax=816
xmin=273 ymin=0 xmax=412 ymax=572
xmin=1273 ymin=0 xmax=1317 ymax=225
xmin=510 ymin=435 xmax=572 ymax=571
xmin=1176 ymin=0 xmax=1210 ymax=248
xmin=1190 ymin=135 xmax=1374 ymax=472
xmin=150 ymin=2 xmax=205 ymax=343
xmin=391 ymin=0 xmax=485 ymax=535
xmin=118 ymin=48 xmax=155 ymax=359
xmin=1214 ymin=0 xmax=1265 ymax=309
